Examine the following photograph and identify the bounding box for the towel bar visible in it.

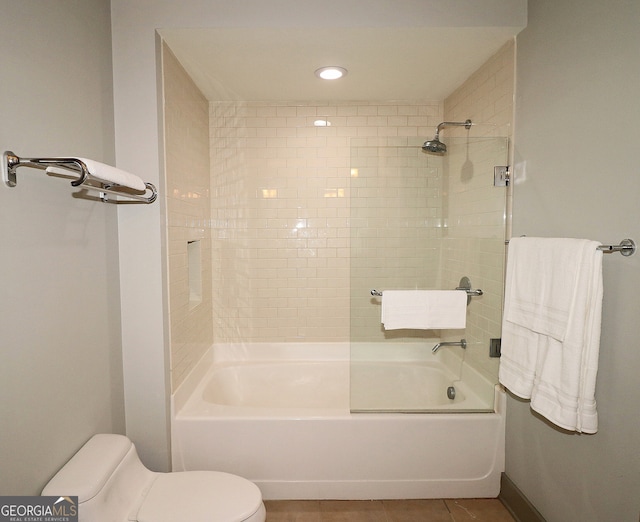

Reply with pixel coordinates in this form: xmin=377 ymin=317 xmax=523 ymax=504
xmin=507 ymin=237 xmax=636 ymax=257
xmin=370 ymin=282 xmax=483 ymax=300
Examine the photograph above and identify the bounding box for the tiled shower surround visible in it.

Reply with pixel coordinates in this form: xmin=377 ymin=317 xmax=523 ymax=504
xmin=165 ymin=40 xmax=515 ymax=390
xmin=210 ymin=101 xmax=443 ymax=344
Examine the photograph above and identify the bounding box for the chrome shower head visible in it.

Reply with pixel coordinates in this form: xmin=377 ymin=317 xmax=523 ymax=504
xmin=422 ymin=136 xmax=447 ymax=154
xmin=422 ymin=119 xmax=473 ymax=155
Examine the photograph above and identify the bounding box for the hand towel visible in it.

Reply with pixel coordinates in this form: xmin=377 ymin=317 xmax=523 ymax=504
xmin=499 ymin=237 xmax=603 ymax=433
xmin=78 ymin=158 xmax=146 ymax=192
xmin=381 ymin=290 xmax=467 ymax=330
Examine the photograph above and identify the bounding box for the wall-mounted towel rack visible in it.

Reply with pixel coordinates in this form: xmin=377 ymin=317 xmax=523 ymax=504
xmin=507 ymin=237 xmax=636 ymax=257
xmin=2 ymin=151 xmax=157 ymax=204
xmin=370 ymin=276 xmax=483 ymax=307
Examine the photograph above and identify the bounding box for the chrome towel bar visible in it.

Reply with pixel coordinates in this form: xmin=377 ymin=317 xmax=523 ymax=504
xmin=506 ymin=237 xmax=636 ymax=257
xmin=370 ymin=276 xmax=483 ymax=305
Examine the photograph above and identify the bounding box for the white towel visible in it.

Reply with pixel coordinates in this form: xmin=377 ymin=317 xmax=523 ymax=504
xmin=499 ymin=237 xmax=603 ymax=433
xmin=78 ymin=158 xmax=146 ymax=192
xmin=381 ymin=290 xmax=467 ymax=330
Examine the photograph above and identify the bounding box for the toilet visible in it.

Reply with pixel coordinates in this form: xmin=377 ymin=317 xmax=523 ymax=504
xmin=41 ymin=434 xmax=266 ymax=522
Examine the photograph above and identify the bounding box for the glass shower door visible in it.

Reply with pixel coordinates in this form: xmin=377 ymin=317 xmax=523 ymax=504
xmin=349 ymin=136 xmax=509 ymax=413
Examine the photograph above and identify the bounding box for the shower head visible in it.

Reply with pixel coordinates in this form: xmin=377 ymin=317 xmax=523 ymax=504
xmin=422 ymin=136 xmax=447 ymax=154
xmin=422 ymin=119 xmax=473 ymax=155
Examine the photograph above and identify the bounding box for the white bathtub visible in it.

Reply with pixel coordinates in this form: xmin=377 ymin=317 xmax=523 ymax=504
xmin=172 ymin=343 xmax=505 ymax=500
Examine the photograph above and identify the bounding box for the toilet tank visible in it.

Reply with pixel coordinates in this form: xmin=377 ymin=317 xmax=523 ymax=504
xmin=42 ymin=434 xmax=156 ymax=522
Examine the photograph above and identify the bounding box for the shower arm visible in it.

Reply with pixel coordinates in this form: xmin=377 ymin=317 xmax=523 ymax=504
xmin=435 ymin=120 xmax=473 ymax=136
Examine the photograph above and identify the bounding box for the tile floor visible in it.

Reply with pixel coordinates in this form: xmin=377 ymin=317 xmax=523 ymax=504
xmin=264 ymin=498 xmax=515 ymax=521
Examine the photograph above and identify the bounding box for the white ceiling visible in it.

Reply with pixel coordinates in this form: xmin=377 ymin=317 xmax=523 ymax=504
xmin=160 ymin=25 xmax=524 ymax=103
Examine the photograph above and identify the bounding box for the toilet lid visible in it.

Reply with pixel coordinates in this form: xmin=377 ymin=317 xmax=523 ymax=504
xmin=136 ymin=471 xmax=263 ymax=522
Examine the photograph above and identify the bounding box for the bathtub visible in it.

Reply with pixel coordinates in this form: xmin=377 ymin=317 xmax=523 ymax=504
xmin=172 ymin=342 xmax=505 ymax=500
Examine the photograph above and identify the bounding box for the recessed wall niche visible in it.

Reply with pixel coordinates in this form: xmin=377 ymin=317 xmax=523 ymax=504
xmin=187 ymin=240 xmax=202 ymax=308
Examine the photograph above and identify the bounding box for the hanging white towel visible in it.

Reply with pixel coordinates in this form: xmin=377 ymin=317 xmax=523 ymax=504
xmin=499 ymin=237 xmax=603 ymax=433
xmin=381 ymin=290 xmax=467 ymax=330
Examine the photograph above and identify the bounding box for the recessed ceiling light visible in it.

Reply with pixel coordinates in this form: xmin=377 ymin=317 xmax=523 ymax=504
xmin=314 ymin=66 xmax=348 ymax=80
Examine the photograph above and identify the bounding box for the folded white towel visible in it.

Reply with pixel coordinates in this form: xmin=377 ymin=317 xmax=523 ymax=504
xmin=78 ymin=158 xmax=146 ymax=192
xmin=503 ymin=237 xmax=582 ymax=341
xmin=499 ymin=237 xmax=603 ymax=433
xmin=381 ymin=290 xmax=467 ymax=330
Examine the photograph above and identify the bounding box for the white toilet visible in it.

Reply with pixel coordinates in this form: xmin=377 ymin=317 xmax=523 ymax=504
xmin=42 ymin=434 xmax=266 ymax=522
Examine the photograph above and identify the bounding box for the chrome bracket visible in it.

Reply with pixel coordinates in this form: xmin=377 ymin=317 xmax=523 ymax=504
xmin=456 ymin=276 xmax=483 ymax=305
xmin=494 ymin=165 xmax=509 ymax=187
xmin=2 ymin=151 xmax=19 ymax=187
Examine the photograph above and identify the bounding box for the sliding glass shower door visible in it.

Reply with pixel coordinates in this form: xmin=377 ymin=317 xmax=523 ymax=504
xmin=349 ymin=136 xmax=509 ymax=412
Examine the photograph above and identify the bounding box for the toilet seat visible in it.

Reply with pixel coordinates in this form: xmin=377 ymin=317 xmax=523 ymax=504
xmin=135 ymin=470 xmax=265 ymax=522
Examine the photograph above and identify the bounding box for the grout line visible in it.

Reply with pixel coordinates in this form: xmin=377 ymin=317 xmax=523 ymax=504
xmin=443 ymin=498 xmax=456 ymax=521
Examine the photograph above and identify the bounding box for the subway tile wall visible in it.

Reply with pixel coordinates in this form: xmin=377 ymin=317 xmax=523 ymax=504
xmin=210 ymin=102 xmax=443 ymax=344
xmin=163 ymin=43 xmax=213 ymax=390
xmin=164 ymin=39 xmax=515 ymax=388
xmin=209 ymin=40 xmax=514 ymax=384
xmin=444 ymin=40 xmax=515 ymax=139
xmin=349 ymin=141 xmax=445 ymax=342
xmin=442 ymin=40 xmax=515 ymax=379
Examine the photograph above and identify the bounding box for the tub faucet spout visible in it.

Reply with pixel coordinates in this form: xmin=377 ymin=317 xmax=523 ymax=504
xmin=432 ymin=338 xmax=467 ymax=354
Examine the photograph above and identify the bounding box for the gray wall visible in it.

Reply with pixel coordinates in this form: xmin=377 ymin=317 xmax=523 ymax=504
xmin=0 ymin=0 xmax=125 ymax=494
xmin=508 ymin=1 xmax=640 ymax=520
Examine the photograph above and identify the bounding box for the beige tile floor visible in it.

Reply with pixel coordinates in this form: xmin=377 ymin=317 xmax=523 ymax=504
xmin=264 ymin=499 xmax=515 ymax=521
